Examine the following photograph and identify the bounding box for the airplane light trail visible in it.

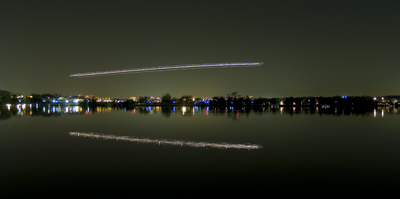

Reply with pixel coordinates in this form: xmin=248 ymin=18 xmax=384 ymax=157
xmin=69 ymin=62 xmax=263 ymax=77
xmin=69 ymin=132 xmax=263 ymax=150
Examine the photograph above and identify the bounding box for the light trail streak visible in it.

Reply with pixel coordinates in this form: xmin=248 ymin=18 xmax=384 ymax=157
xmin=69 ymin=62 xmax=263 ymax=77
xmin=69 ymin=132 xmax=262 ymax=150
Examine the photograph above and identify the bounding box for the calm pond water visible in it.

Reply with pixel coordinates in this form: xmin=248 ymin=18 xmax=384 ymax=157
xmin=1 ymin=105 xmax=400 ymax=195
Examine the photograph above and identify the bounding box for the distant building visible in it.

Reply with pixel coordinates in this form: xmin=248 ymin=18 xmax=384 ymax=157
xmin=100 ymin=97 xmax=111 ymax=102
xmin=153 ymin=97 xmax=161 ymax=103
xmin=114 ymin=99 xmax=125 ymax=103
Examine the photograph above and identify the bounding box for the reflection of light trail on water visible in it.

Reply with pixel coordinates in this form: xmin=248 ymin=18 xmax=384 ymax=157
xmin=69 ymin=62 xmax=263 ymax=77
xmin=69 ymin=132 xmax=262 ymax=150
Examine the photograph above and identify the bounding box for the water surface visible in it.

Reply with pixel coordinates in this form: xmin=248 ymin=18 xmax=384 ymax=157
xmin=1 ymin=106 xmax=399 ymax=195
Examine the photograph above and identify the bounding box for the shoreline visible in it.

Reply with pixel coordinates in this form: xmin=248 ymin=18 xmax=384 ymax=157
xmin=1 ymin=102 xmax=397 ymax=108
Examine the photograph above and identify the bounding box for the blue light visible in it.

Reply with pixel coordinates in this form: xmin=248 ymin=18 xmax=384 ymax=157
xmin=251 ymin=101 xmax=254 ymax=104
xmin=194 ymin=102 xmax=197 ymax=105
xmin=148 ymin=101 xmax=152 ymax=103
xmin=173 ymin=101 xmax=176 ymax=104
xmin=18 ymin=100 xmax=21 ymax=102
xmin=138 ymin=68 xmax=139 ymax=69
xmin=203 ymin=63 xmax=205 ymax=65
xmin=87 ymin=100 xmax=89 ymax=102
xmin=97 ymin=71 xmax=98 ymax=73
xmin=205 ymin=100 xmax=209 ymax=104
xmin=52 ymin=100 xmax=55 ymax=103
xmin=226 ymin=62 xmax=228 ymax=64
xmin=117 ymin=70 xmax=118 ymax=71
xmin=78 ymin=73 xmax=80 ymax=75
xmin=159 ymin=66 xmax=161 ymax=68
xmin=42 ymin=100 xmax=45 ymax=103
xmin=181 ymin=64 xmax=183 ymax=66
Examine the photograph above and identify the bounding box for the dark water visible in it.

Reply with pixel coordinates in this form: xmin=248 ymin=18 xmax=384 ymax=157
xmin=1 ymin=105 xmax=400 ymax=195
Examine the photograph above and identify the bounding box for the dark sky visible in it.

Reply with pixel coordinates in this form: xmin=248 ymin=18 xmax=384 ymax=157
xmin=1 ymin=0 xmax=399 ymax=98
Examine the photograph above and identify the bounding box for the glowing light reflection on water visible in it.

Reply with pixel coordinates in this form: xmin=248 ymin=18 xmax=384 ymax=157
xmin=69 ymin=132 xmax=262 ymax=150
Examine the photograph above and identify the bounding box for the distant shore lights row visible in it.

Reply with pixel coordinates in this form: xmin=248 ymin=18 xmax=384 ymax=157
xmin=69 ymin=62 xmax=263 ymax=77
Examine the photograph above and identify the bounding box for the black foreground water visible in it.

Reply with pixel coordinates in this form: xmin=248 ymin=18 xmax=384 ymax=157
xmin=1 ymin=106 xmax=400 ymax=196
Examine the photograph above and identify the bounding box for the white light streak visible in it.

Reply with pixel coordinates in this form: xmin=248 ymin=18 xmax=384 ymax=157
xmin=69 ymin=132 xmax=262 ymax=150
xmin=70 ymin=62 xmax=263 ymax=77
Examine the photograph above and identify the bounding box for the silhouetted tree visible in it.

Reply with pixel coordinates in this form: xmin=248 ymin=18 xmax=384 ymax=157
xmin=162 ymin=93 xmax=172 ymax=103
xmin=244 ymin=96 xmax=252 ymax=107
xmin=284 ymin=96 xmax=294 ymax=106
xmin=138 ymin=96 xmax=149 ymax=103
xmin=179 ymin=95 xmax=193 ymax=104
xmin=218 ymin=97 xmax=226 ymax=106
xmin=269 ymin=98 xmax=277 ymax=105
xmin=0 ymin=90 xmax=12 ymax=103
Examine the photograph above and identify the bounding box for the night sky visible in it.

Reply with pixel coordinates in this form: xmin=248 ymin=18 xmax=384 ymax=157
xmin=1 ymin=0 xmax=399 ymax=98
